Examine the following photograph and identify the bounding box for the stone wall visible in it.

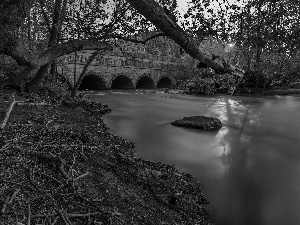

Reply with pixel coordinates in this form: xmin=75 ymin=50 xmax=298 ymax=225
xmin=58 ymin=50 xmax=190 ymax=89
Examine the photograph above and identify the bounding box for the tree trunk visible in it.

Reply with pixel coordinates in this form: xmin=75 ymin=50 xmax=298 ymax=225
xmin=50 ymin=60 xmax=57 ymax=83
xmin=255 ymin=0 xmax=264 ymax=90
xmin=0 ymin=0 xmax=33 ymax=54
xmin=255 ymin=47 xmax=261 ymax=89
xmin=71 ymin=51 xmax=99 ymax=97
xmin=0 ymin=0 xmax=36 ymax=67
xmin=26 ymin=64 xmax=50 ymax=91
xmin=126 ymin=0 xmax=244 ymax=76
xmin=26 ymin=0 xmax=63 ymax=91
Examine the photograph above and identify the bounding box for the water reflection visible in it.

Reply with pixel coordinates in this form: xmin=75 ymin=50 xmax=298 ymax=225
xmin=204 ymin=97 xmax=264 ymax=224
xmin=92 ymin=91 xmax=300 ymax=225
xmin=211 ymin=98 xmax=256 ymax=173
xmin=204 ymin=96 xmax=300 ymax=225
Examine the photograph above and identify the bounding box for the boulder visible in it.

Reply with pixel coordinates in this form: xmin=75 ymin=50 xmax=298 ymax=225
xmin=171 ymin=116 xmax=222 ymax=130
xmin=103 ymin=104 xmax=112 ymax=113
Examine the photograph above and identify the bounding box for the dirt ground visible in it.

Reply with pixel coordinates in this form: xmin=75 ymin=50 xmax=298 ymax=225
xmin=0 ymin=88 xmax=211 ymax=225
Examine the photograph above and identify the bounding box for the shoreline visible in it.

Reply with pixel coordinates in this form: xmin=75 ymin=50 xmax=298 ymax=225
xmin=190 ymin=88 xmax=300 ymax=97
xmin=82 ymin=87 xmax=300 ymax=97
xmin=0 ymin=89 xmax=211 ymax=225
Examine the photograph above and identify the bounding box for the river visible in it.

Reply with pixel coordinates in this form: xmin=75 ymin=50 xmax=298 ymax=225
xmin=86 ymin=90 xmax=300 ymax=225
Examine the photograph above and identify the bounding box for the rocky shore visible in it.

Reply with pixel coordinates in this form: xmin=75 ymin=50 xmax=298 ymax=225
xmin=0 ymin=87 xmax=211 ymax=225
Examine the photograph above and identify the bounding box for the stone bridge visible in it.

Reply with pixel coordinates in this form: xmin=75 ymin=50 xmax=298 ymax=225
xmin=60 ymin=50 xmax=189 ymax=90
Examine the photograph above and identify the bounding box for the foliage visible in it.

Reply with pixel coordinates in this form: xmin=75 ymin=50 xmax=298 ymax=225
xmin=2 ymin=0 xmax=300 ymax=92
xmin=184 ymin=72 xmax=242 ymax=95
xmin=181 ymin=0 xmax=300 ymax=93
xmin=185 ymin=76 xmax=217 ymax=95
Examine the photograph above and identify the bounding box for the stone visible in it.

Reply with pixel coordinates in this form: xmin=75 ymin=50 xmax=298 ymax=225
xmin=171 ymin=116 xmax=222 ymax=131
xmin=103 ymin=104 xmax=112 ymax=113
xmin=97 ymin=109 xmax=106 ymax=114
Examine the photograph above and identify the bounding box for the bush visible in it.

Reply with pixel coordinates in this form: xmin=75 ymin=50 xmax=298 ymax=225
xmin=186 ymin=77 xmax=216 ymax=95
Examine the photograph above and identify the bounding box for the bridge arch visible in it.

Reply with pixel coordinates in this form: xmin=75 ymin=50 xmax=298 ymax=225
xmin=157 ymin=76 xmax=173 ymax=88
xmin=136 ymin=75 xmax=155 ymax=89
xmin=79 ymin=74 xmax=107 ymax=90
xmin=111 ymin=74 xmax=134 ymax=89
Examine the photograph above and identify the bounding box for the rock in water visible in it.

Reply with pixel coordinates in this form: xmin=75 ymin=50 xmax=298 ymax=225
xmin=171 ymin=116 xmax=222 ymax=130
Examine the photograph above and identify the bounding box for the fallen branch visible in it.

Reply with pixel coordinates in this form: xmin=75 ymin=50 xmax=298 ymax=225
xmin=1 ymin=97 xmax=16 ymax=130
xmin=8 ymin=189 xmax=20 ymax=204
xmin=73 ymin=172 xmax=91 ymax=182
xmin=51 ymin=216 xmax=59 ymax=225
xmin=2 ymin=101 xmax=50 ymax=106
xmin=16 ymin=102 xmax=51 ymax=106
xmin=32 ymin=211 xmax=103 ymax=218
xmin=27 ymin=203 xmax=31 ymax=225
xmin=1 ymin=195 xmax=10 ymax=214
xmin=1 ymin=189 xmax=20 ymax=214
xmin=20 ymin=142 xmax=99 ymax=149
xmin=58 ymin=210 xmax=73 ymax=225
xmin=0 ymin=143 xmax=11 ymax=151
xmin=14 ymin=146 xmax=69 ymax=180
xmin=87 ymin=209 xmax=91 ymax=225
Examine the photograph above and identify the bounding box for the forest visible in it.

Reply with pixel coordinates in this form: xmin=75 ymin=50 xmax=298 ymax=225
xmin=2 ymin=0 xmax=298 ymax=95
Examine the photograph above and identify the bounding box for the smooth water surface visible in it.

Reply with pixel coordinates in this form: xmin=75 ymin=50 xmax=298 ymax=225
xmin=87 ymin=90 xmax=300 ymax=225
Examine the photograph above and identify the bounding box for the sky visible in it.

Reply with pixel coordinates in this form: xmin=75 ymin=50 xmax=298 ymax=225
xmin=177 ymin=0 xmax=189 ymax=13
xmin=176 ymin=0 xmax=247 ymax=15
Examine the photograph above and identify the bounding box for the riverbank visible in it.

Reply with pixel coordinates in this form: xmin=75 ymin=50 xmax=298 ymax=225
xmin=0 ymin=87 xmax=210 ymax=225
xmin=191 ymin=88 xmax=300 ymax=97
xmin=256 ymin=88 xmax=300 ymax=96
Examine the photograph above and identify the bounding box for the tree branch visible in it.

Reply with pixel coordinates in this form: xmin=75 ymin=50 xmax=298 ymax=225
xmin=38 ymin=40 xmax=112 ymax=66
xmin=126 ymin=0 xmax=244 ymax=77
xmin=10 ymin=38 xmax=38 ymax=68
xmin=111 ymin=32 xmax=166 ymax=44
xmin=7 ymin=39 xmax=112 ymax=68
xmin=71 ymin=50 xmax=100 ymax=97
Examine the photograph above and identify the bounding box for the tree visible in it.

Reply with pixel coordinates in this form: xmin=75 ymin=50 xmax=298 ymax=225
xmin=126 ymin=0 xmax=244 ymax=76
xmin=0 ymin=0 xmax=113 ymax=90
xmin=0 ymin=0 xmax=245 ymax=92
xmin=26 ymin=0 xmax=66 ymax=91
xmin=229 ymin=0 xmax=300 ymax=88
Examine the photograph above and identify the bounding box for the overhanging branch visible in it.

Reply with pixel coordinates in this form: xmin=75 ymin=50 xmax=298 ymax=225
xmin=38 ymin=39 xmax=113 ymax=66
xmin=126 ymin=0 xmax=244 ymax=77
xmin=7 ymin=38 xmax=112 ymax=69
xmin=111 ymin=32 xmax=166 ymax=44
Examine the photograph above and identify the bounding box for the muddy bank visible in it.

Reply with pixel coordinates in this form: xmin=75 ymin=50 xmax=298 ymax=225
xmin=0 ymin=89 xmax=211 ymax=225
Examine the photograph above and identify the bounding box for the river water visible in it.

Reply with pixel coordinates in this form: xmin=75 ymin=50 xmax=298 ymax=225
xmin=86 ymin=90 xmax=300 ymax=225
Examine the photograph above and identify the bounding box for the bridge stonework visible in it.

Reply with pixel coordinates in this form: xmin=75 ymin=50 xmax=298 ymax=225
xmin=60 ymin=50 xmax=188 ymax=89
